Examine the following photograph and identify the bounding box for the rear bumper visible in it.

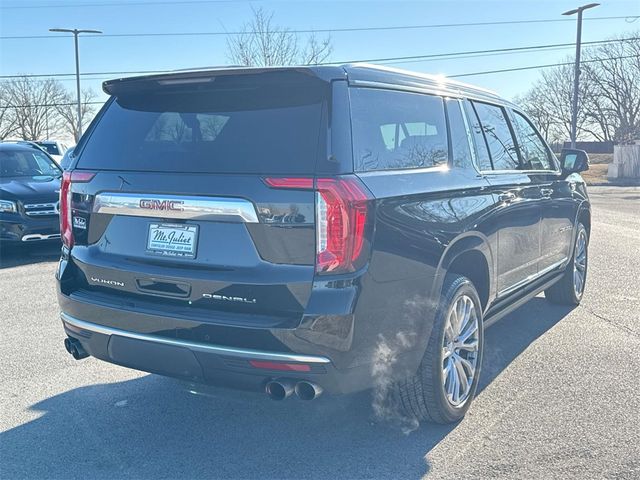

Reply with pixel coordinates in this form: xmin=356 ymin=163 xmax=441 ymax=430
xmin=61 ymin=311 xmax=374 ymax=395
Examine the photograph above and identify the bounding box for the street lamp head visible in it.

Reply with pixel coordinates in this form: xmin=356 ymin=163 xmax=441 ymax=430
xmin=562 ymin=3 xmax=600 ymax=15
xmin=49 ymin=28 xmax=103 ymax=35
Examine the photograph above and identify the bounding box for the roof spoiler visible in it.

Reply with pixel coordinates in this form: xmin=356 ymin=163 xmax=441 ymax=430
xmin=102 ymin=66 xmax=337 ymax=95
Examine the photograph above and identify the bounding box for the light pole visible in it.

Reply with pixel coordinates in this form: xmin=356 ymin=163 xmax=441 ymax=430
xmin=49 ymin=28 xmax=102 ymax=140
xmin=562 ymin=3 xmax=599 ymax=148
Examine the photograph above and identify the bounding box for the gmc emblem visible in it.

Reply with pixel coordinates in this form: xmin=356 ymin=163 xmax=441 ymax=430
xmin=139 ymin=199 xmax=184 ymax=211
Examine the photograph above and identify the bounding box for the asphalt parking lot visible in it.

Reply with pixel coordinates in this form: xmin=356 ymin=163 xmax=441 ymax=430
xmin=1 ymin=186 xmax=639 ymax=480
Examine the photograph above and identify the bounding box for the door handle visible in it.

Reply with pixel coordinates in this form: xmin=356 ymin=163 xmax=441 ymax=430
xmin=498 ymin=192 xmax=516 ymax=203
xmin=540 ymin=188 xmax=553 ymax=198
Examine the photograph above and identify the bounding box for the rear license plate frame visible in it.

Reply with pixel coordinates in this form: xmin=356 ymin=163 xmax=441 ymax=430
xmin=146 ymin=222 xmax=198 ymax=259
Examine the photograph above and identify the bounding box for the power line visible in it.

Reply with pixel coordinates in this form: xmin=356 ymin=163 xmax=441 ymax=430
xmin=0 ymin=0 xmax=251 ymax=9
xmin=1 ymin=36 xmax=637 ymax=81
xmin=1 ymin=53 xmax=636 ymax=110
xmin=1 ymin=15 xmax=638 ymax=40
xmin=1 ymin=101 xmax=104 ymax=110
xmin=449 ymin=54 xmax=639 ymax=78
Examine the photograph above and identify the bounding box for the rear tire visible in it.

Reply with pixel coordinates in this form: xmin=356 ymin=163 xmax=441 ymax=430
xmin=398 ymin=275 xmax=484 ymax=424
xmin=545 ymin=223 xmax=588 ymax=306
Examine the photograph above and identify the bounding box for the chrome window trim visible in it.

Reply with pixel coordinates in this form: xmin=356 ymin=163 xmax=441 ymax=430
xmin=61 ymin=313 xmax=331 ymax=364
xmin=93 ymin=192 xmax=259 ymax=223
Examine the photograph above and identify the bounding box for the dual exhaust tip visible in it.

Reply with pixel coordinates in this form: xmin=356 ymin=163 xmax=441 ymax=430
xmin=265 ymin=379 xmax=323 ymax=401
xmin=64 ymin=337 xmax=89 ymax=360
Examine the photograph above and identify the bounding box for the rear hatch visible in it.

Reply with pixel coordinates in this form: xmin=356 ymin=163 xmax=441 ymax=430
xmin=64 ymin=71 xmax=331 ymax=327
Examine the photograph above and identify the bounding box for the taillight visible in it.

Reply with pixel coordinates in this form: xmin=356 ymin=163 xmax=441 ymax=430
xmin=59 ymin=171 xmax=95 ymax=248
xmin=263 ymin=176 xmax=372 ymax=274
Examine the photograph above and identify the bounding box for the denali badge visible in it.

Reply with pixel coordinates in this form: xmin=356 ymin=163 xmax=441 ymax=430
xmin=139 ymin=199 xmax=184 ymax=211
xmin=90 ymin=277 xmax=125 ymax=287
xmin=202 ymin=293 xmax=257 ymax=304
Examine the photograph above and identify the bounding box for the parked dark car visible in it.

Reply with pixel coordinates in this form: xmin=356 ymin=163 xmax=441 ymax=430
xmin=0 ymin=143 xmax=63 ymax=243
xmin=56 ymin=64 xmax=590 ymax=423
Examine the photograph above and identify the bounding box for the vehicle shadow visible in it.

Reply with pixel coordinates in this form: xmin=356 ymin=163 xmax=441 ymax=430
xmin=1 ymin=298 xmax=573 ymax=480
xmin=0 ymin=242 xmax=61 ymax=269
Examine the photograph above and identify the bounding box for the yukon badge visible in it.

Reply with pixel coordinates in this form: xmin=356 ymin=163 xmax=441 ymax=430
xmin=90 ymin=277 xmax=125 ymax=287
xmin=202 ymin=293 xmax=257 ymax=304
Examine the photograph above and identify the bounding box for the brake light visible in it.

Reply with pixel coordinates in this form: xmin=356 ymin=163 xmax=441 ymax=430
xmin=59 ymin=171 xmax=95 ymax=248
xmin=263 ymin=176 xmax=372 ymax=274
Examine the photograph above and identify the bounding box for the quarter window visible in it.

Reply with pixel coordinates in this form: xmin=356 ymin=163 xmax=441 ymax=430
xmin=471 ymin=101 xmax=520 ymax=171
xmin=510 ymin=111 xmax=554 ymax=171
xmin=464 ymin=100 xmax=493 ymax=171
xmin=445 ymin=99 xmax=473 ymax=169
xmin=351 ymin=88 xmax=449 ymax=171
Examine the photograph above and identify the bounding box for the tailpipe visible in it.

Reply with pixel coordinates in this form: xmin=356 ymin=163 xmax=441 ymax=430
xmin=64 ymin=337 xmax=89 ymax=360
xmin=295 ymin=381 xmax=323 ymax=400
xmin=265 ymin=379 xmax=295 ymax=401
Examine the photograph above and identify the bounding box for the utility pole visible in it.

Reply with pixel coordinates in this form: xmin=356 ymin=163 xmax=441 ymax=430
xmin=49 ymin=28 xmax=102 ymax=141
xmin=562 ymin=3 xmax=599 ymax=149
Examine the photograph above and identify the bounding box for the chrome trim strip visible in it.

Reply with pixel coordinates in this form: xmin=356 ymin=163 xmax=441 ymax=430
xmin=93 ymin=192 xmax=259 ymax=223
xmin=497 ymin=258 xmax=568 ymax=298
xmin=61 ymin=313 xmax=331 ymax=364
xmin=24 ymin=202 xmax=59 ymax=216
xmin=22 ymin=233 xmax=61 ymax=241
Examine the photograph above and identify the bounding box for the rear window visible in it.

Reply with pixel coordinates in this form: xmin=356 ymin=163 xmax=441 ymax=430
xmin=77 ymin=74 xmax=327 ymax=174
xmin=37 ymin=143 xmax=60 ymax=156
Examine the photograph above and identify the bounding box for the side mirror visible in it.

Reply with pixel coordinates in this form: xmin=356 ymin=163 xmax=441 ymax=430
xmin=559 ymin=148 xmax=589 ymax=176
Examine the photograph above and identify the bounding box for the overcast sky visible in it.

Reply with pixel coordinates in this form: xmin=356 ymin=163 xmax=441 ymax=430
xmin=1 ymin=0 xmax=639 ymax=104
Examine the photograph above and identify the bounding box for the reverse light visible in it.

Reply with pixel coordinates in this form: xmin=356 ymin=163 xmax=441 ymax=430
xmin=60 ymin=171 xmax=95 ymax=248
xmin=263 ymin=176 xmax=372 ymax=274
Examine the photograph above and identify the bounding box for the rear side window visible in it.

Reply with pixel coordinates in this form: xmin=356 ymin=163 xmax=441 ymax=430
xmin=510 ymin=110 xmax=555 ymax=171
xmin=351 ymin=88 xmax=449 ymax=172
xmin=471 ymin=101 xmax=520 ymax=171
xmin=77 ymin=74 xmax=327 ymax=174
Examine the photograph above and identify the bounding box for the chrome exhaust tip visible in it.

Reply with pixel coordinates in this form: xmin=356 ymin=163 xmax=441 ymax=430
xmin=64 ymin=337 xmax=89 ymax=360
xmin=294 ymin=381 xmax=323 ymax=400
xmin=265 ymin=379 xmax=295 ymax=400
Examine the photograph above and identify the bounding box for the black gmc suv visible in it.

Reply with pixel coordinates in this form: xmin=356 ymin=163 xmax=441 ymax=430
xmin=56 ymin=64 xmax=590 ymax=424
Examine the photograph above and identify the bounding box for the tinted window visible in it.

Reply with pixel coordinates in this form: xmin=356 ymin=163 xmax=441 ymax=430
xmin=0 ymin=150 xmax=61 ymax=177
xmin=472 ymin=101 xmax=520 ymax=171
xmin=77 ymin=75 xmax=327 ymax=174
xmin=37 ymin=143 xmax=60 ymax=155
xmin=464 ymin=100 xmax=493 ymax=171
xmin=510 ymin=111 xmax=554 ymax=170
xmin=351 ymin=88 xmax=449 ymax=171
xmin=445 ymin=99 xmax=473 ymax=169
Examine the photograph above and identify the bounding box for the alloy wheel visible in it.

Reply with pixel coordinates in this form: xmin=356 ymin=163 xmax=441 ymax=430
xmin=442 ymin=294 xmax=480 ymax=408
xmin=573 ymin=229 xmax=588 ymax=298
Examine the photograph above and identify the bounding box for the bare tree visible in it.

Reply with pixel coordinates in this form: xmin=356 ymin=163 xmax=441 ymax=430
xmin=56 ymin=88 xmax=98 ymax=142
xmin=226 ymin=7 xmax=332 ymax=66
xmin=516 ymin=33 xmax=640 ymax=143
xmin=0 ymin=83 xmax=18 ymax=140
xmin=1 ymin=76 xmax=66 ymax=140
xmin=582 ymin=33 xmax=640 ymax=143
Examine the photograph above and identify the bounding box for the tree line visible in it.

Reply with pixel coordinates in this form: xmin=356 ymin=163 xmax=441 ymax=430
xmin=0 ymin=77 xmax=97 ymax=143
xmin=515 ymin=32 xmax=640 ymax=145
